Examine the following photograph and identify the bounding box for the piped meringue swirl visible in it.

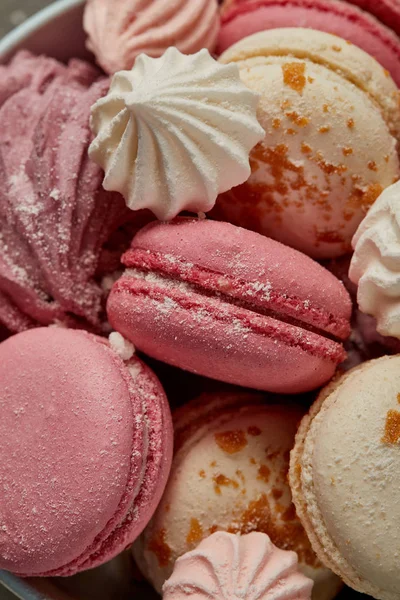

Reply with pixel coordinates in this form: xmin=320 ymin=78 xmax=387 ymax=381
xmin=89 ymin=48 xmax=264 ymax=221
xmin=162 ymin=531 xmax=313 ymax=600
xmin=350 ymin=181 xmax=400 ymax=339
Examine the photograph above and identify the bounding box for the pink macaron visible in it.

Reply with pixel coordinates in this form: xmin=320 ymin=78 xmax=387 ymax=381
xmin=107 ymin=218 xmax=351 ymax=394
xmin=348 ymin=0 xmax=400 ymax=37
xmin=218 ymin=0 xmax=400 ymax=86
xmin=0 ymin=327 xmax=173 ymax=577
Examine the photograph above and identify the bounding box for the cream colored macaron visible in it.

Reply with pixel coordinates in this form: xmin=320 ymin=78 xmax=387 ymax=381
xmin=134 ymin=391 xmax=342 ymax=600
xmin=215 ymin=28 xmax=400 ymax=259
xmin=290 ymin=356 xmax=400 ymax=600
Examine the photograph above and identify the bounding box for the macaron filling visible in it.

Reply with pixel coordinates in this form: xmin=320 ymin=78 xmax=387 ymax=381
xmin=122 ymin=247 xmax=350 ymax=340
xmin=111 ymin=248 xmax=347 ymax=364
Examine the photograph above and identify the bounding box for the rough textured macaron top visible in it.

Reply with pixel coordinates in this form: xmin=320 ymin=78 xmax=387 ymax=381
xmin=214 ymin=28 xmax=400 ymax=259
xmin=0 ymin=327 xmax=161 ymax=576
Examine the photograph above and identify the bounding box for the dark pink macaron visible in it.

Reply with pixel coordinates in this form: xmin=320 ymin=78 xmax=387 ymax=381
xmin=0 ymin=327 xmax=173 ymax=576
xmin=107 ymin=218 xmax=351 ymax=394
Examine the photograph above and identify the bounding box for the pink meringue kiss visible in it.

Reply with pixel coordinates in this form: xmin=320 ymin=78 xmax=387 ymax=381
xmin=84 ymin=0 xmax=220 ymax=74
xmin=163 ymin=531 xmax=314 ymax=600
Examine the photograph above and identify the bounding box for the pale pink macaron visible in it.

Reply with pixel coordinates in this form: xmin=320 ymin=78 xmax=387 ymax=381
xmin=163 ymin=531 xmax=314 ymax=600
xmin=0 ymin=327 xmax=173 ymax=577
xmin=107 ymin=218 xmax=352 ymax=394
xmin=218 ymin=0 xmax=400 ymax=86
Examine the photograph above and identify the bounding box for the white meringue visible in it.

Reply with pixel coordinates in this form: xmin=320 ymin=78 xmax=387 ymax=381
xmin=349 ymin=180 xmax=400 ymax=338
xmin=162 ymin=531 xmax=313 ymax=600
xmin=89 ymin=47 xmax=265 ymax=221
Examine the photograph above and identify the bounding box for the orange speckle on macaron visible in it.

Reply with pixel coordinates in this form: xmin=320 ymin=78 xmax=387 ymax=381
xmin=282 ymin=63 xmax=306 ymax=94
xmin=215 ymin=430 xmax=248 ymax=454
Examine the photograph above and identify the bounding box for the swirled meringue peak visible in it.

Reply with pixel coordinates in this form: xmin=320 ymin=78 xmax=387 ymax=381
xmin=350 ymin=180 xmax=400 ymax=338
xmin=89 ymin=48 xmax=264 ymax=221
xmin=83 ymin=0 xmax=220 ymax=75
xmin=162 ymin=531 xmax=313 ymax=600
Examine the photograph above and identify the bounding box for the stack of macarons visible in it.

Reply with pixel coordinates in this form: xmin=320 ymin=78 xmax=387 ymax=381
xmin=2 ymin=0 xmax=400 ymax=599
xmin=218 ymin=0 xmax=400 ymax=86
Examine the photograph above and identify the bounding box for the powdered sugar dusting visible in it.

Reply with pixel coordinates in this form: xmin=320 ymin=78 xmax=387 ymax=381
xmin=128 ymin=363 xmax=143 ymax=380
xmin=0 ymin=51 xmax=129 ymax=333
xmin=109 ymin=332 xmax=135 ymax=361
xmin=246 ymin=280 xmax=272 ymax=301
xmin=49 ymin=189 xmax=61 ymax=201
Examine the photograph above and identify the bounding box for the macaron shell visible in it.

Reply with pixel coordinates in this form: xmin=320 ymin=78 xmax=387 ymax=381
xmin=108 ymin=219 xmax=350 ymax=393
xmin=0 ymin=328 xmax=173 ymax=577
xmin=108 ymin=276 xmax=340 ymax=394
xmin=216 ymin=32 xmax=399 ymax=258
xmin=134 ymin=392 xmax=342 ymax=600
xmin=348 ymin=0 xmax=400 ymax=36
xmin=290 ymin=357 xmax=400 ymax=600
xmin=218 ymin=0 xmax=400 ymax=86
xmin=128 ymin=219 xmax=351 ymax=332
xmin=0 ymin=328 xmax=135 ymax=575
